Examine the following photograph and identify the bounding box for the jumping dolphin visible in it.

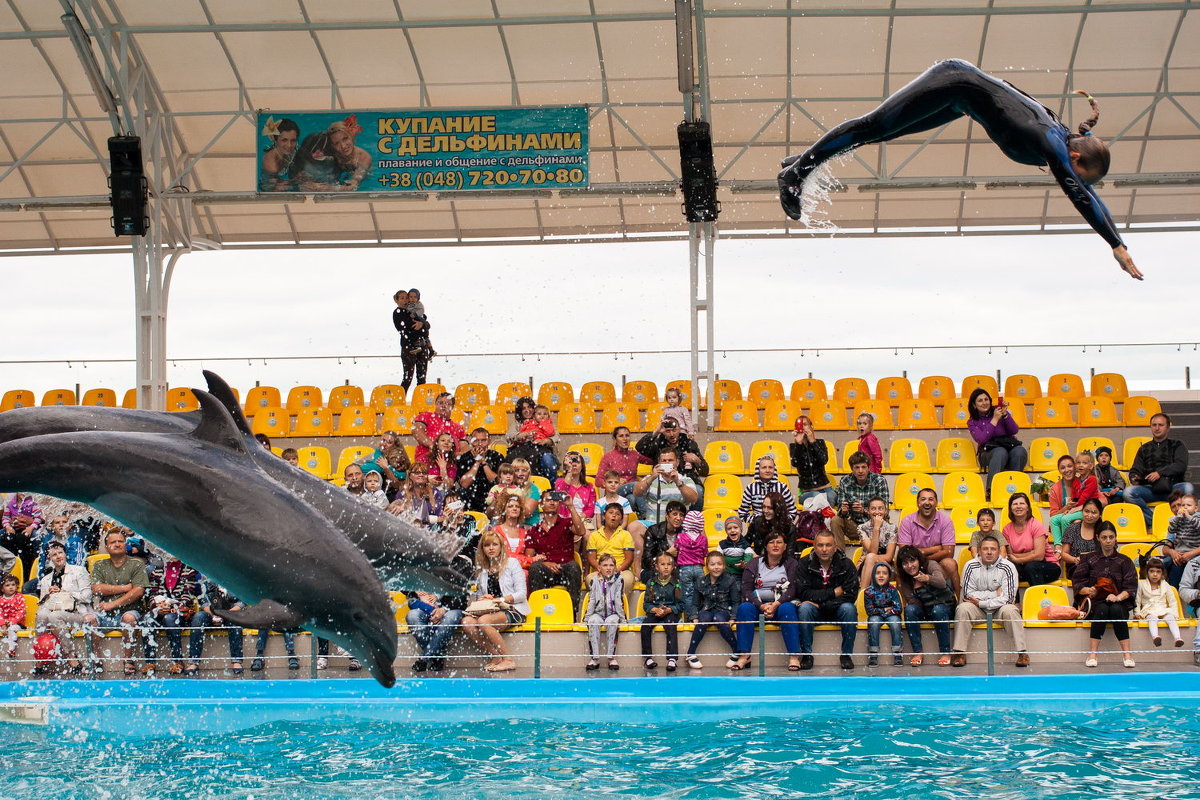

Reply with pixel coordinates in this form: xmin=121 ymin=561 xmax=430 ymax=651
xmin=0 ymin=373 xmax=467 ymax=595
xmin=0 ymin=390 xmax=399 ymax=687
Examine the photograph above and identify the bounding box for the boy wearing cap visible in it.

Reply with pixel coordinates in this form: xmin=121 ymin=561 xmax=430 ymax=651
xmin=1093 ymin=446 xmax=1126 ymax=502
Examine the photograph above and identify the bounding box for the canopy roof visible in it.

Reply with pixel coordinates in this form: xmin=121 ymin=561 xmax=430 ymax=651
xmin=1 ymin=0 xmax=1197 ymax=254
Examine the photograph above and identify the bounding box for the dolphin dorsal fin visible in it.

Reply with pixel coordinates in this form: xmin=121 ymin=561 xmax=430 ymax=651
xmin=203 ymin=370 xmax=254 ymax=438
xmin=190 ymin=390 xmax=251 ymax=455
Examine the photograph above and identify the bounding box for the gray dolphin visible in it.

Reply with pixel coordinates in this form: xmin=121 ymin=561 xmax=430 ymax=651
xmin=0 ymin=373 xmax=466 ymax=595
xmin=0 ymin=390 xmax=399 ymax=687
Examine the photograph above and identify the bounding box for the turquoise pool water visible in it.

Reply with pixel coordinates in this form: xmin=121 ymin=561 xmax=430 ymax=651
xmin=1 ymin=676 xmax=1198 ymax=799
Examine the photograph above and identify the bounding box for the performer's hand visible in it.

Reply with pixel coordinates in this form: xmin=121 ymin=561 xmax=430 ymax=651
xmin=1114 ymin=246 xmax=1143 ymax=280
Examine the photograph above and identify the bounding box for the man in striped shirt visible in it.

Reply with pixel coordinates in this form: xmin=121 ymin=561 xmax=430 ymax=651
xmin=951 ymin=534 xmax=1028 ymax=667
xmin=736 ymin=455 xmax=798 ymax=523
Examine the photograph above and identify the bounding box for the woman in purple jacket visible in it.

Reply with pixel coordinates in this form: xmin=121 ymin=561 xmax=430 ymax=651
xmin=967 ymin=388 xmax=1028 ymax=496
xmin=731 ymin=531 xmax=802 ymax=671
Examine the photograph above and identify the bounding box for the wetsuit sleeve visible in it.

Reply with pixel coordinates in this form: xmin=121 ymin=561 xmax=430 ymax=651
xmin=1047 ymin=150 xmax=1123 ymax=249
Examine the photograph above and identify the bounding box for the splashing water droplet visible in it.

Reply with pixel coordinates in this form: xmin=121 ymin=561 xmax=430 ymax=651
xmin=797 ymin=155 xmax=848 ymax=233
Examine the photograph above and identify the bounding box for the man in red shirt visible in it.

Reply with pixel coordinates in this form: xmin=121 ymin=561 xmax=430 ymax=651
xmin=413 ymin=392 xmax=466 ymax=464
xmin=525 ymin=491 xmax=587 ymax=619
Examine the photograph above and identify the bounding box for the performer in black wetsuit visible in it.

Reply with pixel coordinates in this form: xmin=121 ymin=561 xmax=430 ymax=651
xmin=778 ymin=59 xmax=1141 ymax=280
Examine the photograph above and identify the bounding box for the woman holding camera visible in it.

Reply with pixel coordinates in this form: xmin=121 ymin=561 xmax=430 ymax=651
xmin=967 ymin=388 xmax=1028 ymax=495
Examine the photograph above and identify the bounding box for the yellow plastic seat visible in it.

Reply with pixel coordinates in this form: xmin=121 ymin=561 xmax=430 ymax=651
xmin=704 ymin=440 xmax=746 ymax=475
xmin=493 ymin=382 xmax=531 ymax=409
xmin=571 ymin=442 xmax=605 ymax=474
xmin=369 ymin=384 xmax=406 ymax=413
xmin=874 ymin=377 xmax=913 ymax=405
xmin=286 ymin=386 xmax=323 ymax=412
xmin=0 ymin=390 xmax=35 ymax=412
xmin=526 ymin=588 xmax=575 ymax=630
xmin=1118 ymin=542 xmax=1155 ymax=563
xmin=703 ymin=475 xmax=745 ymax=509
xmin=1028 ymin=437 xmax=1070 ymax=471
xmin=1003 ymin=374 xmax=1043 ymax=403
xmin=166 ymin=387 xmax=200 ymax=412
xmin=1152 ymin=502 xmax=1173 ymax=538
xmin=8 ymin=558 xmax=24 ymax=586
xmin=453 ymin=382 xmax=491 ymax=411
xmin=642 ymin=401 xmax=670 ymax=431
xmin=706 ymin=380 xmax=742 ymax=410
xmin=380 ymin=406 xmax=415 ymax=436
xmin=85 ymin=553 xmax=108 ymax=573
xmin=1121 ymin=436 xmax=1150 ymax=470
xmin=244 ymin=386 xmax=282 ymax=416
xmin=715 ymin=401 xmax=760 ymax=432
xmin=917 ymin=376 xmax=955 ymax=407
xmin=556 ymin=403 xmax=597 ymax=435
xmin=989 ymin=471 xmax=1032 ymax=506
xmin=80 ymin=388 xmax=118 ymax=407
xmin=942 ymin=471 xmax=986 ymax=508
xmin=1077 ymin=397 xmax=1119 ymax=428
xmin=327 ymin=385 xmax=365 ymax=410
xmin=762 ymin=399 xmax=803 ymax=432
xmin=832 ymin=378 xmax=870 ymax=408
xmin=1076 ymin=436 xmax=1116 ymax=458
xmin=1103 ymin=502 xmax=1148 ymax=541
xmin=578 ymin=381 xmax=616 ymax=409
xmin=960 ymin=375 xmax=999 ymax=401
xmin=250 ymin=407 xmax=291 ymax=438
xmin=40 ymin=389 xmax=76 ymax=406
xmin=851 ymin=400 xmax=895 ymax=431
xmin=1122 ymin=396 xmax=1162 ymax=427
xmin=1022 ymin=584 xmax=1074 ymax=627
xmin=1031 ymin=397 xmax=1076 ymax=428
xmin=450 ymin=406 xmax=471 ymax=430
xmin=333 ymin=405 xmax=377 ymax=437
xmin=335 ymin=446 xmax=373 ymax=480
xmin=746 ymin=379 xmax=785 ymax=408
xmin=887 ymin=438 xmax=933 ymax=473
xmin=21 ymin=595 xmax=37 ymax=628
xmin=664 ymin=380 xmax=694 ymax=410
xmin=292 ymin=408 xmax=333 ymax=438
xmin=790 ymin=378 xmax=828 ymax=404
xmin=120 ymin=389 xmax=138 ymax=409
xmin=892 ymin=473 xmax=935 ymax=509
xmin=621 ymin=380 xmax=660 ymax=408
xmin=599 ymin=402 xmax=641 ymax=433
xmin=296 ymin=446 xmax=333 ymax=480
xmin=838 ymin=439 xmax=860 ymax=473
xmin=941 ymin=398 xmax=971 ymax=428
xmin=537 ymin=382 xmax=575 ymax=412
xmin=704 ymin=508 xmax=738 ymax=541
xmin=529 ymin=475 xmax=552 ymax=493
xmin=1091 ymin=373 xmax=1129 ymax=401
xmin=822 ymin=440 xmax=840 ymax=476
xmin=469 ymin=404 xmax=508 ymax=436
xmin=808 ymin=400 xmax=849 ymax=431
xmin=935 ymin=437 xmax=977 ymax=472
xmin=749 ymin=440 xmax=795 ymax=475
xmin=410 ymin=383 xmax=448 ymax=412
xmin=1047 ymin=374 xmax=1086 ymax=402
xmin=895 ymin=399 xmax=939 ymax=430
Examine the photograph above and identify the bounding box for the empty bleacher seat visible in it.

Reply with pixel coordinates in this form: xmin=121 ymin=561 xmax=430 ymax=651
xmin=704 ymin=441 xmax=746 ymax=475
xmin=557 ymin=404 xmax=597 ymax=435
xmin=578 ymin=381 xmax=616 ymax=409
xmin=935 ymin=437 xmax=977 ymax=472
xmin=917 ymin=376 xmax=955 ymax=407
xmin=960 ymin=375 xmax=999 ymax=401
xmin=453 ymin=382 xmax=491 ymax=410
xmin=40 ymin=389 xmax=76 ymax=406
xmin=81 ymin=388 xmax=118 ymax=407
xmin=1047 ymin=373 xmax=1086 ymax=402
xmin=1152 ymin=502 xmax=1173 ymax=538
xmin=1090 ymin=372 xmax=1128 ymax=400
xmin=1103 ymin=502 xmax=1148 ymax=542
xmin=942 ymin=398 xmax=970 ymax=428
xmin=748 ymin=440 xmax=795 ymax=475
xmin=1028 ymin=437 xmax=1070 ymax=472
xmin=286 ymin=386 xmax=323 ymax=412
xmin=874 ymin=377 xmax=913 ymax=404
xmin=380 ymin=406 xmax=415 ymax=435
xmin=643 ymin=401 xmax=669 ymax=431
xmin=762 ymin=399 xmax=803 ymax=431
xmin=327 ymin=385 xmax=365 ymax=409
xmin=989 ymin=471 xmax=1032 ymax=506
xmin=250 ymin=407 xmax=290 ymax=438
xmin=840 ymin=439 xmax=860 ymax=473
xmin=707 ymin=379 xmax=742 ymax=410
xmin=942 ymin=471 xmax=986 ymax=508
xmin=622 ymin=380 xmax=660 ymax=407
xmin=746 ymin=379 xmax=784 ymax=407
xmin=789 ymin=378 xmax=828 ymax=404
xmin=715 ymin=401 xmax=760 ymax=432
xmin=599 ymin=402 xmax=641 ymax=433
xmin=887 ymin=438 xmax=932 ymax=473
xmin=851 ymin=400 xmax=895 ymax=430
xmin=296 ymin=446 xmax=333 ymax=480
xmin=1030 ymin=397 xmax=1075 ymax=428
xmin=808 ymin=400 xmax=849 ymax=431
xmin=450 ymin=406 xmax=471 ymax=430
xmin=333 ymin=405 xmax=377 ymax=437
xmin=1077 ymin=397 xmax=1119 ymax=427
xmin=166 ymin=387 xmax=199 ymax=412
xmin=1122 ymin=396 xmax=1161 ymax=427
xmin=494 ymin=382 xmax=532 ymax=408
xmin=245 ymin=385 xmax=282 ymax=415
xmin=335 ymin=446 xmax=373 ymax=480
xmin=536 ymin=382 xmax=574 ymax=411
xmin=1121 ymin=436 xmax=1149 ymax=470
xmin=410 ymin=383 xmax=447 ymax=411
xmin=369 ymin=384 xmax=405 ymax=412
xmin=896 ymin=399 xmax=939 ymax=430
xmin=1002 ymin=374 xmax=1043 ymax=402
xmin=703 ymin=475 xmax=745 ymax=509
xmin=832 ymin=378 xmax=870 ymax=407
xmin=0 ymin=390 xmax=35 ymax=411
xmin=121 ymin=389 xmax=138 ymax=409
xmin=471 ymin=404 xmax=508 ymax=436
xmin=292 ymin=408 xmax=333 ymax=437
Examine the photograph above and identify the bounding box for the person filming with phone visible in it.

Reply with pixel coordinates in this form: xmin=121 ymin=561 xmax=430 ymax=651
xmin=967 ymin=388 xmax=1028 ymax=497
xmin=634 ymin=449 xmax=699 ymax=528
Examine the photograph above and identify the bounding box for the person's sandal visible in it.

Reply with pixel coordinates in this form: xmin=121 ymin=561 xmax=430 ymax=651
xmin=1084 ymin=656 xmax=1098 ymax=668
xmin=123 ymin=661 xmax=136 ymax=676
xmin=936 ymin=654 xmax=952 ymax=667
xmin=910 ymin=654 xmax=924 ymax=667
xmin=184 ymin=663 xmax=200 ymax=676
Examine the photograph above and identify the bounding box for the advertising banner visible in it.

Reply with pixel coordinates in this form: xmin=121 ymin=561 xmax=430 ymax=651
xmin=256 ymin=107 xmax=588 ymax=194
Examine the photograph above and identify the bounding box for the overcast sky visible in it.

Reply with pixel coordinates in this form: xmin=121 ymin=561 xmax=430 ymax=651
xmin=2 ymin=229 xmax=1197 ymax=401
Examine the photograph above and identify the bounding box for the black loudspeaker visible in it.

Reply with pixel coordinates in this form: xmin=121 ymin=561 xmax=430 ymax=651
xmin=108 ymin=135 xmax=148 ymax=237
xmin=677 ymin=120 xmax=719 ymax=222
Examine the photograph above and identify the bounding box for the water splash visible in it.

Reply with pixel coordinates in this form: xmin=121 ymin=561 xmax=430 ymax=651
xmin=796 ymin=154 xmax=849 ymax=233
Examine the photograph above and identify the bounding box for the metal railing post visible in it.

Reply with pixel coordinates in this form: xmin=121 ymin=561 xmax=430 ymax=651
xmin=985 ymin=611 xmax=995 ymax=676
xmin=310 ymin=634 xmax=318 ymax=679
xmin=533 ymin=617 xmax=542 ymax=679
xmin=757 ymin=614 xmax=765 ymax=677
